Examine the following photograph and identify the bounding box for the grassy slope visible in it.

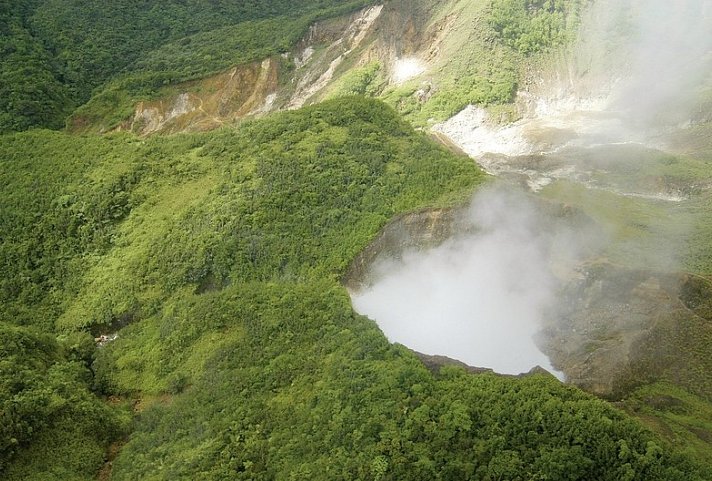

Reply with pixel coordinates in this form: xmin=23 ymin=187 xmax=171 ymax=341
xmin=381 ymin=0 xmax=519 ymax=125
xmin=330 ymin=0 xmax=584 ymax=127
xmin=622 ymin=383 xmax=712 ymax=470
xmin=313 ymin=0 xmax=523 ymax=127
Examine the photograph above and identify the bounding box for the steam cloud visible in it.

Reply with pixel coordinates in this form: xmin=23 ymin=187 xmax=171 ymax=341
xmin=352 ymin=187 xmax=600 ymax=376
xmin=352 ymin=0 xmax=710 ymax=377
xmin=611 ymin=0 xmax=712 ymax=127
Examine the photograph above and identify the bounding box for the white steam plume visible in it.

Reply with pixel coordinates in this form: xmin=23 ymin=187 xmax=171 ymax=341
xmin=611 ymin=0 xmax=712 ymax=128
xmin=352 ymin=186 xmax=600 ymax=377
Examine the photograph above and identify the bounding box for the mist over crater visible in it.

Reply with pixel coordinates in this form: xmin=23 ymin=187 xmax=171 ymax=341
xmin=352 ymin=0 xmax=712 ymax=384
xmin=350 ymin=187 xmax=602 ymax=377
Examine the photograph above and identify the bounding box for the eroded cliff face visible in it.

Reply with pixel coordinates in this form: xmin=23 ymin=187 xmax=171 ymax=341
xmin=109 ymin=0 xmax=495 ymax=135
xmin=125 ymin=58 xmax=280 ymax=134
xmin=115 ymin=4 xmax=396 ymax=135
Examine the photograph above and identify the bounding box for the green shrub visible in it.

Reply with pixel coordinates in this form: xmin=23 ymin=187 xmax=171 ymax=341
xmin=489 ymin=0 xmax=584 ymax=54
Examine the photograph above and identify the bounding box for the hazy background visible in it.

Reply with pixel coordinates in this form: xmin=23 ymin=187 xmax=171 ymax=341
xmin=612 ymin=0 xmax=712 ymax=129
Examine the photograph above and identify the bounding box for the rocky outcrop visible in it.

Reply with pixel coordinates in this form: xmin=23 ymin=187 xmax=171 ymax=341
xmin=119 ymin=58 xmax=280 ymax=135
xmin=342 ymin=207 xmax=460 ymax=292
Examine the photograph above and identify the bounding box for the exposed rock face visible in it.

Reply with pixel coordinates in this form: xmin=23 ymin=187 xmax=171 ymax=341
xmin=537 ymin=265 xmax=712 ymax=400
xmin=286 ymin=4 xmax=385 ymax=110
xmin=104 ymin=0 xmax=467 ymax=135
xmin=343 ymin=207 xmax=459 ymax=292
xmin=123 ymin=58 xmax=280 ymax=135
xmin=114 ymin=5 xmax=391 ymax=135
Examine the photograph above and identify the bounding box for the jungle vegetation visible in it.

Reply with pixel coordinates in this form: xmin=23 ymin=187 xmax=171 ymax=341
xmin=2 ymin=0 xmax=712 ymax=479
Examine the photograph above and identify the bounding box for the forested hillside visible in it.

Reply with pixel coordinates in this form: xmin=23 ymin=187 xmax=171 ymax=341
xmin=2 ymin=97 xmax=709 ymax=480
xmin=0 ymin=0 xmax=374 ymax=133
xmin=2 ymin=0 xmax=712 ymax=479
xmin=1 ymin=0 xmax=587 ymax=135
xmin=2 ymin=94 xmax=704 ymax=480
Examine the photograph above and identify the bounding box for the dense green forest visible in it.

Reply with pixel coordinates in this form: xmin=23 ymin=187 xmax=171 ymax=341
xmin=0 ymin=0 xmax=374 ymax=133
xmin=2 ymin=0 xmax=712 ymax=479
xmin=0 ymin=0 xmax=586 ymax=134
xmin=489 ymin=0 xmax=585 ymax=54
xmin=2 ymin=97 xmax=711 ymax=480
